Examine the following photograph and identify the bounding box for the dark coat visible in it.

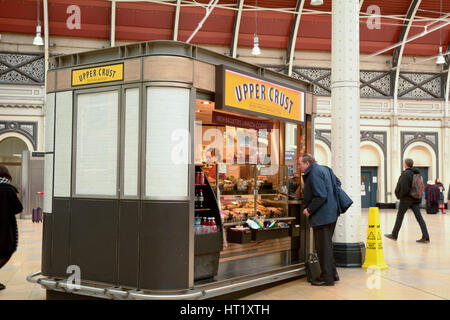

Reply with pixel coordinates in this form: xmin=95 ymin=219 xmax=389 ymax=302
xmin=0 ymin=183 xmax=23 ymax=258
xmin=425 ymin=184 xmax=440 ymax=207
xmin=303 ymin=162 xmax=340 ymax=227
xmin=394 ymin=167 xmax=421 ymax=204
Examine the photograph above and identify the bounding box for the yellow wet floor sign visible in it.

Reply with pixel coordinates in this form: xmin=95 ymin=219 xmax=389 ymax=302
xmin=362 ymin=207 xmax=388 ymax=270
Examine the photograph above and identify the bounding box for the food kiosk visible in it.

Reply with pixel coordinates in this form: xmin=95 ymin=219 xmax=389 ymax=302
xmin=27 ymin=41 xmax=316 ymax=299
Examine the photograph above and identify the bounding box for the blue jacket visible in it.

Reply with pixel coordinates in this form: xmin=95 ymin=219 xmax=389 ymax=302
xmin=303 ymin=162 xmax=340 ymax=228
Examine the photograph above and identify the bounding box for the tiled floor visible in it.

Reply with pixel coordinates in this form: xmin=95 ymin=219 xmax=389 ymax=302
xmin=1 ymin=208 xmax=449 ymax=300
xmin=0 ymin=218 xmax=45 ymax=300
xmin=241 ymin=208 xmax=450 ymax=300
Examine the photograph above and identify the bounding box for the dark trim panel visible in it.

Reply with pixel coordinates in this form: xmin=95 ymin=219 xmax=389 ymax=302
xmin=333 ymin=242 xmax=365 ymax=267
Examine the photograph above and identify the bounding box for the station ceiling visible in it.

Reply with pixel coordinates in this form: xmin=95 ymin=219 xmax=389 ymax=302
xmin=0 ymin=0 xmax=449 ymax=60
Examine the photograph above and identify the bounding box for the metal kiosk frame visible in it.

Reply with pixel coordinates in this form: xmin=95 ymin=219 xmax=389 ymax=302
xmin=27 ymin=41 xmax=317 ymax=300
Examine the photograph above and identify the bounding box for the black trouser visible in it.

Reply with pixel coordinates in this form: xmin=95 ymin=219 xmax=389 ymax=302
xmin=392 ymin=199 xmax=430 ymax=240
xmin=313 ymin=221 xmax=337 ymax=284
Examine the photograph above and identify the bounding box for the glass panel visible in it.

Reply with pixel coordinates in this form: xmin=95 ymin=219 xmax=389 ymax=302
xmin=123 ymin=88 xmax=139 ymax=197
xmin=54 ymin=91 xmax=73 ymax=197
xmin=145 ymin=87 xmax=190 ymax=199
xmin=75 ymin=90 xmax=119 ymax=197
xmin=285 ymin=122 xmax=297 ymax=176
xmin=218 ymin=164 xmax=290 ymax=225
xmin=219 ymin=164 xmax=257 ymax=225
xmin=256 ymin=164 xmax=289 ymax=220
xmin=45 ymin=93 xmax=55 ymax=152
xmin=43 ymin=93 xmax=55 ymax=212
xmin=43 ymin=154 xmax=53 ymax=213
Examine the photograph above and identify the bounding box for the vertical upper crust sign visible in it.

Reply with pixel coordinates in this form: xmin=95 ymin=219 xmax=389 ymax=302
xmin=72 ymin=63 xmax=124 ymax=86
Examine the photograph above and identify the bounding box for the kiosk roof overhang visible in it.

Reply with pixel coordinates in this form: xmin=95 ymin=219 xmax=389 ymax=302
xmin=48 ymin=40 xmax=312 ymax=94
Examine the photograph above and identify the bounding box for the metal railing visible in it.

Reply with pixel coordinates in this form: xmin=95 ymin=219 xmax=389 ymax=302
xmin=27 ymin=266 xmax=305 ymax=300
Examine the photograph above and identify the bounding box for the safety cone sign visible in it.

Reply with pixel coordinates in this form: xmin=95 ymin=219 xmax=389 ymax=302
xmin=362 ymin=207 xmax=388 ymax=270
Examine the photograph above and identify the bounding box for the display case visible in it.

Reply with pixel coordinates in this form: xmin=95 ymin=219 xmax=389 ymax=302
xmin=203 ymin=164 xmax=295 ymax=244
xmin=194 ymin=165 xmax=223 ymax=281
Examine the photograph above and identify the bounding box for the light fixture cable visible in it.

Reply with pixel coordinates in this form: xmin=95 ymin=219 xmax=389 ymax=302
xmin=33 ymin=0 xmax=44 ymax=46
xmin=252 ymin=0 xmax=261 ymax=55
xmin=255 ymin=0 xmax=258 ymax=37
xmin=440 ymin=0 xmax=442 ymax=48
xmin=437 ymin=0 xmax=445 ymax=64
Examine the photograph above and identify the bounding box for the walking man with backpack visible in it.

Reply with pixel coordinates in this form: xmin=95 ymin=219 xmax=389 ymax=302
xmin=385 ymin=158 xmax=430 ymax=243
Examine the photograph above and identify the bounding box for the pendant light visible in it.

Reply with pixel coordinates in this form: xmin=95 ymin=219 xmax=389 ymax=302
xmin=436 ymin=0 xmax=445 ymax=64
xmin=310 ymin=0 xmax=324 ymax=6
xmin=252 ymin=0 xmax=261 ymax=55
xmin=436 ymin=47 xmax=445 ymax=65
xmin=33 ymin=0 xmax=43 ymax=46
xmin=252 ymin=35 xmax=261 ymax=55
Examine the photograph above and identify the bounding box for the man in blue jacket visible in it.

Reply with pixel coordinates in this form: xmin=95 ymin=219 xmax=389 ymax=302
xmin=300 ymin=154 xmax=340 ymax=286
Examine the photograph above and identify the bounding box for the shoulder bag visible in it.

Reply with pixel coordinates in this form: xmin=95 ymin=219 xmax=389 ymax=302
xmin=326 ymin=167 xmax=353 ymax=214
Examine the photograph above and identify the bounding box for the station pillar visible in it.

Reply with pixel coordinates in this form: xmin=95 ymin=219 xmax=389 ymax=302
xmin=330 ymin=0 xmax=365 ymax=267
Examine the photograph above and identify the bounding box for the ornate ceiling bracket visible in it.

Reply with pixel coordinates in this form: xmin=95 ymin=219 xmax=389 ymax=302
xmin=398 ymin=72 xmax=442 ymax=99
xmin=360 ymin=71 xmax=392 ymax=97
xmin=0 ymin=53 xmax=45 ymax=85
xmin=292 ymin=67 xmax=331 ymax=96
xmin=0 ymin=121 xmax=37 ymax=150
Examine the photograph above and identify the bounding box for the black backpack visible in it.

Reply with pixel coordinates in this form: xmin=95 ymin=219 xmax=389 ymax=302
xmin=409 ymin=173 xmax=424 ymax=200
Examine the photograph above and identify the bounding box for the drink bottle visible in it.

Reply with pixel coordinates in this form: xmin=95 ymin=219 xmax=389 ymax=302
xmin=198 ymin=189 xmax=204 ymax=208
xmin=194 ymin=214 xmax=202 ymax=235
xmin=195 ymin=172 xmax=200 ymax=185
xmin=201 ymin=217 xmax=209 ymax=233
xmin=195 ymin=189 xmax=198 ymax=209
xmin=210 ymin=217 xmax=217 ymax=233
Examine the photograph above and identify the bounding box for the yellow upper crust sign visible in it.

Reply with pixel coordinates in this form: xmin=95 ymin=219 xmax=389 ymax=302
xmin=72 ymin=63 xmax=123 ymax=86
xmin=224 ymin=69 xmax=304 ymax=123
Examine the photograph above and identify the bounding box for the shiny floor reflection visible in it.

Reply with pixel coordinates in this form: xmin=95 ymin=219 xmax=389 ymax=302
xmin=1 ymin=208 xmax=450 ymax=300
xmin=240 ymin=208 xmax=450 ymax=300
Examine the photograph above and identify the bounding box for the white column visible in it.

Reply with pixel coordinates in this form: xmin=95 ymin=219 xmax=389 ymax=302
xmin=331 ymin=1 xmax=362 ymax=248
xmin=444 ymin=70 xmax=450 ymax=191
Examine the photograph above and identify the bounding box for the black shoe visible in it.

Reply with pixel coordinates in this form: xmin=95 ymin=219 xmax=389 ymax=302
xmin=318 ymin=274 xmax=339 ymax=282
xmin=384 ymin=234 xmax=397 ymax=241
xmin=311 ymin=280 xmax=334 ymax=286
xmin=0 ymin=283 xmax=5 ymax=290
xmin=416 ymin=238 xmax=430 ymax=243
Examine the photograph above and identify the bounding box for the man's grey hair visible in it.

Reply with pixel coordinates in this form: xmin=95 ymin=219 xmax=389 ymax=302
xmin=300 ymin=154 xmax=316 ymax=165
